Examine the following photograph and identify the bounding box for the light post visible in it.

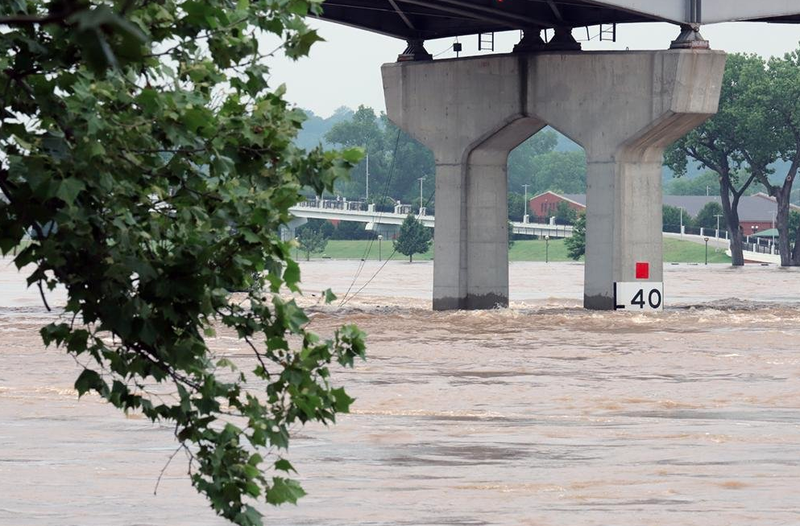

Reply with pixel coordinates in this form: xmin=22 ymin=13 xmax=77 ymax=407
xmin=365 ymin=152 xmax=370 ymax=202
xmin=378 ymin=234 xmax=383 ymax=262
xmin=714 ymin=213 xmax=723 ymax=237
xmin=418 ymin=177 xmax=425 ymax=215
xmin=679 ymin=206 xmax=684 ymax=235
xmin=294 ymin=236 xmax=299 ymax=260
xmin=545 ymin=234 xmax=550 ymax=264
xmin=523 ymin=183 xmax=530 ymax=223
xmin=704 ymin=236 xmax=709 ymax=265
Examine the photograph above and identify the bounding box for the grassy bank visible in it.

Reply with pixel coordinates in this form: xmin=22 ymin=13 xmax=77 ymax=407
xmin=302 ymin=238 xmax=732 ymax=264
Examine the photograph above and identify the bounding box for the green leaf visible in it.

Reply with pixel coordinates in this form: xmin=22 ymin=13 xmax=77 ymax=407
xmin=74 ymin=369 xmax=104 ymax=397
xmin=331 ymin=387 xmax=354 ymax=413
xmin=56 ymin=178 xmax=86 ymax=206
xmin=283 ymin=259 xmax=300 ymax=290
xmin=267 ymin=477 xmax=306 ymax=505
xmin=274 ymin=458 xmax=296 ymax=473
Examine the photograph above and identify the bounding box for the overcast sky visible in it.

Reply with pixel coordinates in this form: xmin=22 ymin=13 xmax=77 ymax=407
xmin=264 ymin=19 xmax=800 ymax=117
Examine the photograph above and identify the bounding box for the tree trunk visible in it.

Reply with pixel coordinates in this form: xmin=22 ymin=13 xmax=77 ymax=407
xmin=727 ymin=208 xmax=745 ymax=266
xmin=409 ymin=254 xmax=412 ymax=263
xmin=719 ymin=176 xmax=744 ymax=266
xmin=775 ymin=187 xmax=793 ymax=266
xmin=793 ymin=223 xmax=800 ymax=264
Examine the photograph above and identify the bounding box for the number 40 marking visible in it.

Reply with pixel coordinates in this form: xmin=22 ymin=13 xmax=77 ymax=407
xmin=614 ymin=282 xmax=664 ymax=311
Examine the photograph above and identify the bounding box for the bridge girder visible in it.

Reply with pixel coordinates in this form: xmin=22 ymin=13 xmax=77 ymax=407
xmin=315 ymin=0 xmax=800 ymax=41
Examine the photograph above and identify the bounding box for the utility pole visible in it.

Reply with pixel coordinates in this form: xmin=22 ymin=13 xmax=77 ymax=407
xmin=714 ymin=213 xmax=723 ymax=237
xmin=522 ymin=184 xmax=530 ymax=223
xmin=365 ymin=152 xmax=370 ymax=202
xmin=418 ymin=176 xmax=425 ymax=215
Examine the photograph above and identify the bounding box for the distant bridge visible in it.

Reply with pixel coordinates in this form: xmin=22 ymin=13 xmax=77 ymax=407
xmin=288 ymin=199 xmax=573 ymax=238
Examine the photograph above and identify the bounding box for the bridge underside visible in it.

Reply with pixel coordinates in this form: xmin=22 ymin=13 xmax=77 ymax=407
xmin=317 ymin=0 xmax=800 ymax=41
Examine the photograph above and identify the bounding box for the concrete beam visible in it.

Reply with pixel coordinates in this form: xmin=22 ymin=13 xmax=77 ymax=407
xmin=383 ymin=50 xmax=725 ymax=310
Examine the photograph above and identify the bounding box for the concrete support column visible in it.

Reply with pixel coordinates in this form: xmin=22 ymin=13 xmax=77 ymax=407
xmin=383 ymin=58 xmax=542 ymax=310
xmin=383 ymin=50 xmax=726 ymax=311
xmin=583 ymin=158 xmax=664 ymax=309
xmin=528 ymin=51 xmax=726 ymax=309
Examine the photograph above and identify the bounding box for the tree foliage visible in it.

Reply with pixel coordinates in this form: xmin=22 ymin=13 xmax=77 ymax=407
xmin=554 ymin=201 xmax=578 ymax=225
xmin=565 ymin=214 xmax=585 ymax=261
xmin=695 ymin=202 xmax=725 ymax=230
xmin=665 ymin=54 xmax=772 ymax=265
xmin=323 ymin=107 xmax=435 ymax=205
xmin=393 ymin=214 xmax=431 ymax=262
xmin=507 ymin=192 xmax=526 ymax=222
xmin=663 ymin=205 xmax=690 ymax=233
xmin=746 ymin=50 xmax=800 ymax=264
xmin=296 ymin=222 xmax=329 ymax=260
xmin=0 ymin=1 xmax=366 ymax=524
xmin=528 ymin=150 xmax=587 ymax=196
xmin=507 ymin=129 xmax=559 ymax=191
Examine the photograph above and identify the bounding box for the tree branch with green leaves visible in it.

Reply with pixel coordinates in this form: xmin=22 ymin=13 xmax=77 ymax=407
xmin=0 ymin=1 xmax=366 ymax=524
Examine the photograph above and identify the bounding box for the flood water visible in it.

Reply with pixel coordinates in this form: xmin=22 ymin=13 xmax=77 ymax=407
xmin=2 ymin=258 xmax=800 ymax=525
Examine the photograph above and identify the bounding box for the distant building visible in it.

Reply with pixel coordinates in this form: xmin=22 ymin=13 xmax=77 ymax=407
xmin=528 ymin=191 xmax=585 ymax=219
xmin=528 ymin=191 xmax=800 ymax=234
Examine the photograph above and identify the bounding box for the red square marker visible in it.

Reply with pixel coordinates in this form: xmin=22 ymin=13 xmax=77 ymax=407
xmin=635 ymin=262 xmax=650 ymax=280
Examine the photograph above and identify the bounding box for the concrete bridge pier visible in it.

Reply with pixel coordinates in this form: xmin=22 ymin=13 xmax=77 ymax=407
xmin=383 ymin=50 xmax=726 ymax=310
xmin=529 ymin=51 xmax=727 ymax=309
xmin=383 ymin=58 xmax=545 ymax=309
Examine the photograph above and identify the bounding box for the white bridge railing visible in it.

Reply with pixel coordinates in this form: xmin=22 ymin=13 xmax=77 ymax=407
xmin=289 ymin=198 xmax=574 ymax=237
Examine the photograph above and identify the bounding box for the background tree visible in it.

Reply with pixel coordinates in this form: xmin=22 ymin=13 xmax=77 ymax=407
xmin=528 ymin=150 xmax=587 ymax=196
xmin=382 ymin=116 xmax=435 ymax=204
xmin=665 ymin=54 xmax=768 ymax=265
xmin=666 ymin=171 xmax=721 ymax=196
xmin=507 ymin=129 xmax=558 ymax=191
xmin=790 ymin=211 xmax=800 ymax=243
xmin=746 ymin=50 xmax=800 ymax=265
xmin=296 ymin=222 xmax=329 ymax=261
xmin=394 ymin=214 xmax=431 ymax=262
xmin=324 ymin=105 xmax=387 ymax=200
xmin=695 ymin=202 xmax=725 ymax=230
xmin=663 ymin=205 xmax=690 ymax=233
xmin=330 ymin=220 xmax=373 ymax=240
xmin=0 ymin=1 xmax=365 ymax=525
xmin=565 ymin=214 xmax=586 ymax=260
xmin=554 ymin=201 xmax=578 ymax=225
xmin=507 ymin=192 xmax=526 ymax=222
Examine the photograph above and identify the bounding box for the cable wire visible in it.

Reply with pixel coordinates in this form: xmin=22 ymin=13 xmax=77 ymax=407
xmin=338 ymin=129 xmax=403 ymax=306
xmin=340 ymin=180 xmax=436 ymax=307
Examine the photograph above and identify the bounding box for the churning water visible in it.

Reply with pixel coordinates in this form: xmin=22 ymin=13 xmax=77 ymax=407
xmin=1 ymin=259 xmax=799 ymax=525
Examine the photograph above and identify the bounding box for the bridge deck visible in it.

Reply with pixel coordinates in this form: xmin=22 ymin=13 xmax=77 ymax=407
xmin=316 ymin=1 xmax=800 ymax=41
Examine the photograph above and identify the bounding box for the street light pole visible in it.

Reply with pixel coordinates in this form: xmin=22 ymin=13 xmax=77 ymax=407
xmin=545 ymin=234 xmax=550 ymax=264
xmin=715 ymin=213 xmax=723 ymax=236
xmin=378 ymin=234 xmax=383 ymax=262
xmin=522 ymin=184 xmax=530 ymax=223
xmin=418 ymin=177 xmax=425 ymax=215
xmin=704 ymin=236 xmax=709 ymax=265
xmin=365 ymin=152 xmax=370 ymax=202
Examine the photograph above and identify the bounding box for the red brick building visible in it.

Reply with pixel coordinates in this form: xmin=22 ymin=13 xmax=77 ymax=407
xmin=528 ymin=191 xmax=585 ymax=219
xmin=527 ymin=191 xmax=799 ymax=234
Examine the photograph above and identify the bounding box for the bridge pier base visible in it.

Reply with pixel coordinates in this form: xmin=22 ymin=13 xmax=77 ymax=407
xmin=383 ymin=50 xmax=725 ymax=310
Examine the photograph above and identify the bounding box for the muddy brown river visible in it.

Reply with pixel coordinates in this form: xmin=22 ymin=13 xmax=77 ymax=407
xmin=1 ymin=259 xmax=799 ymax=525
